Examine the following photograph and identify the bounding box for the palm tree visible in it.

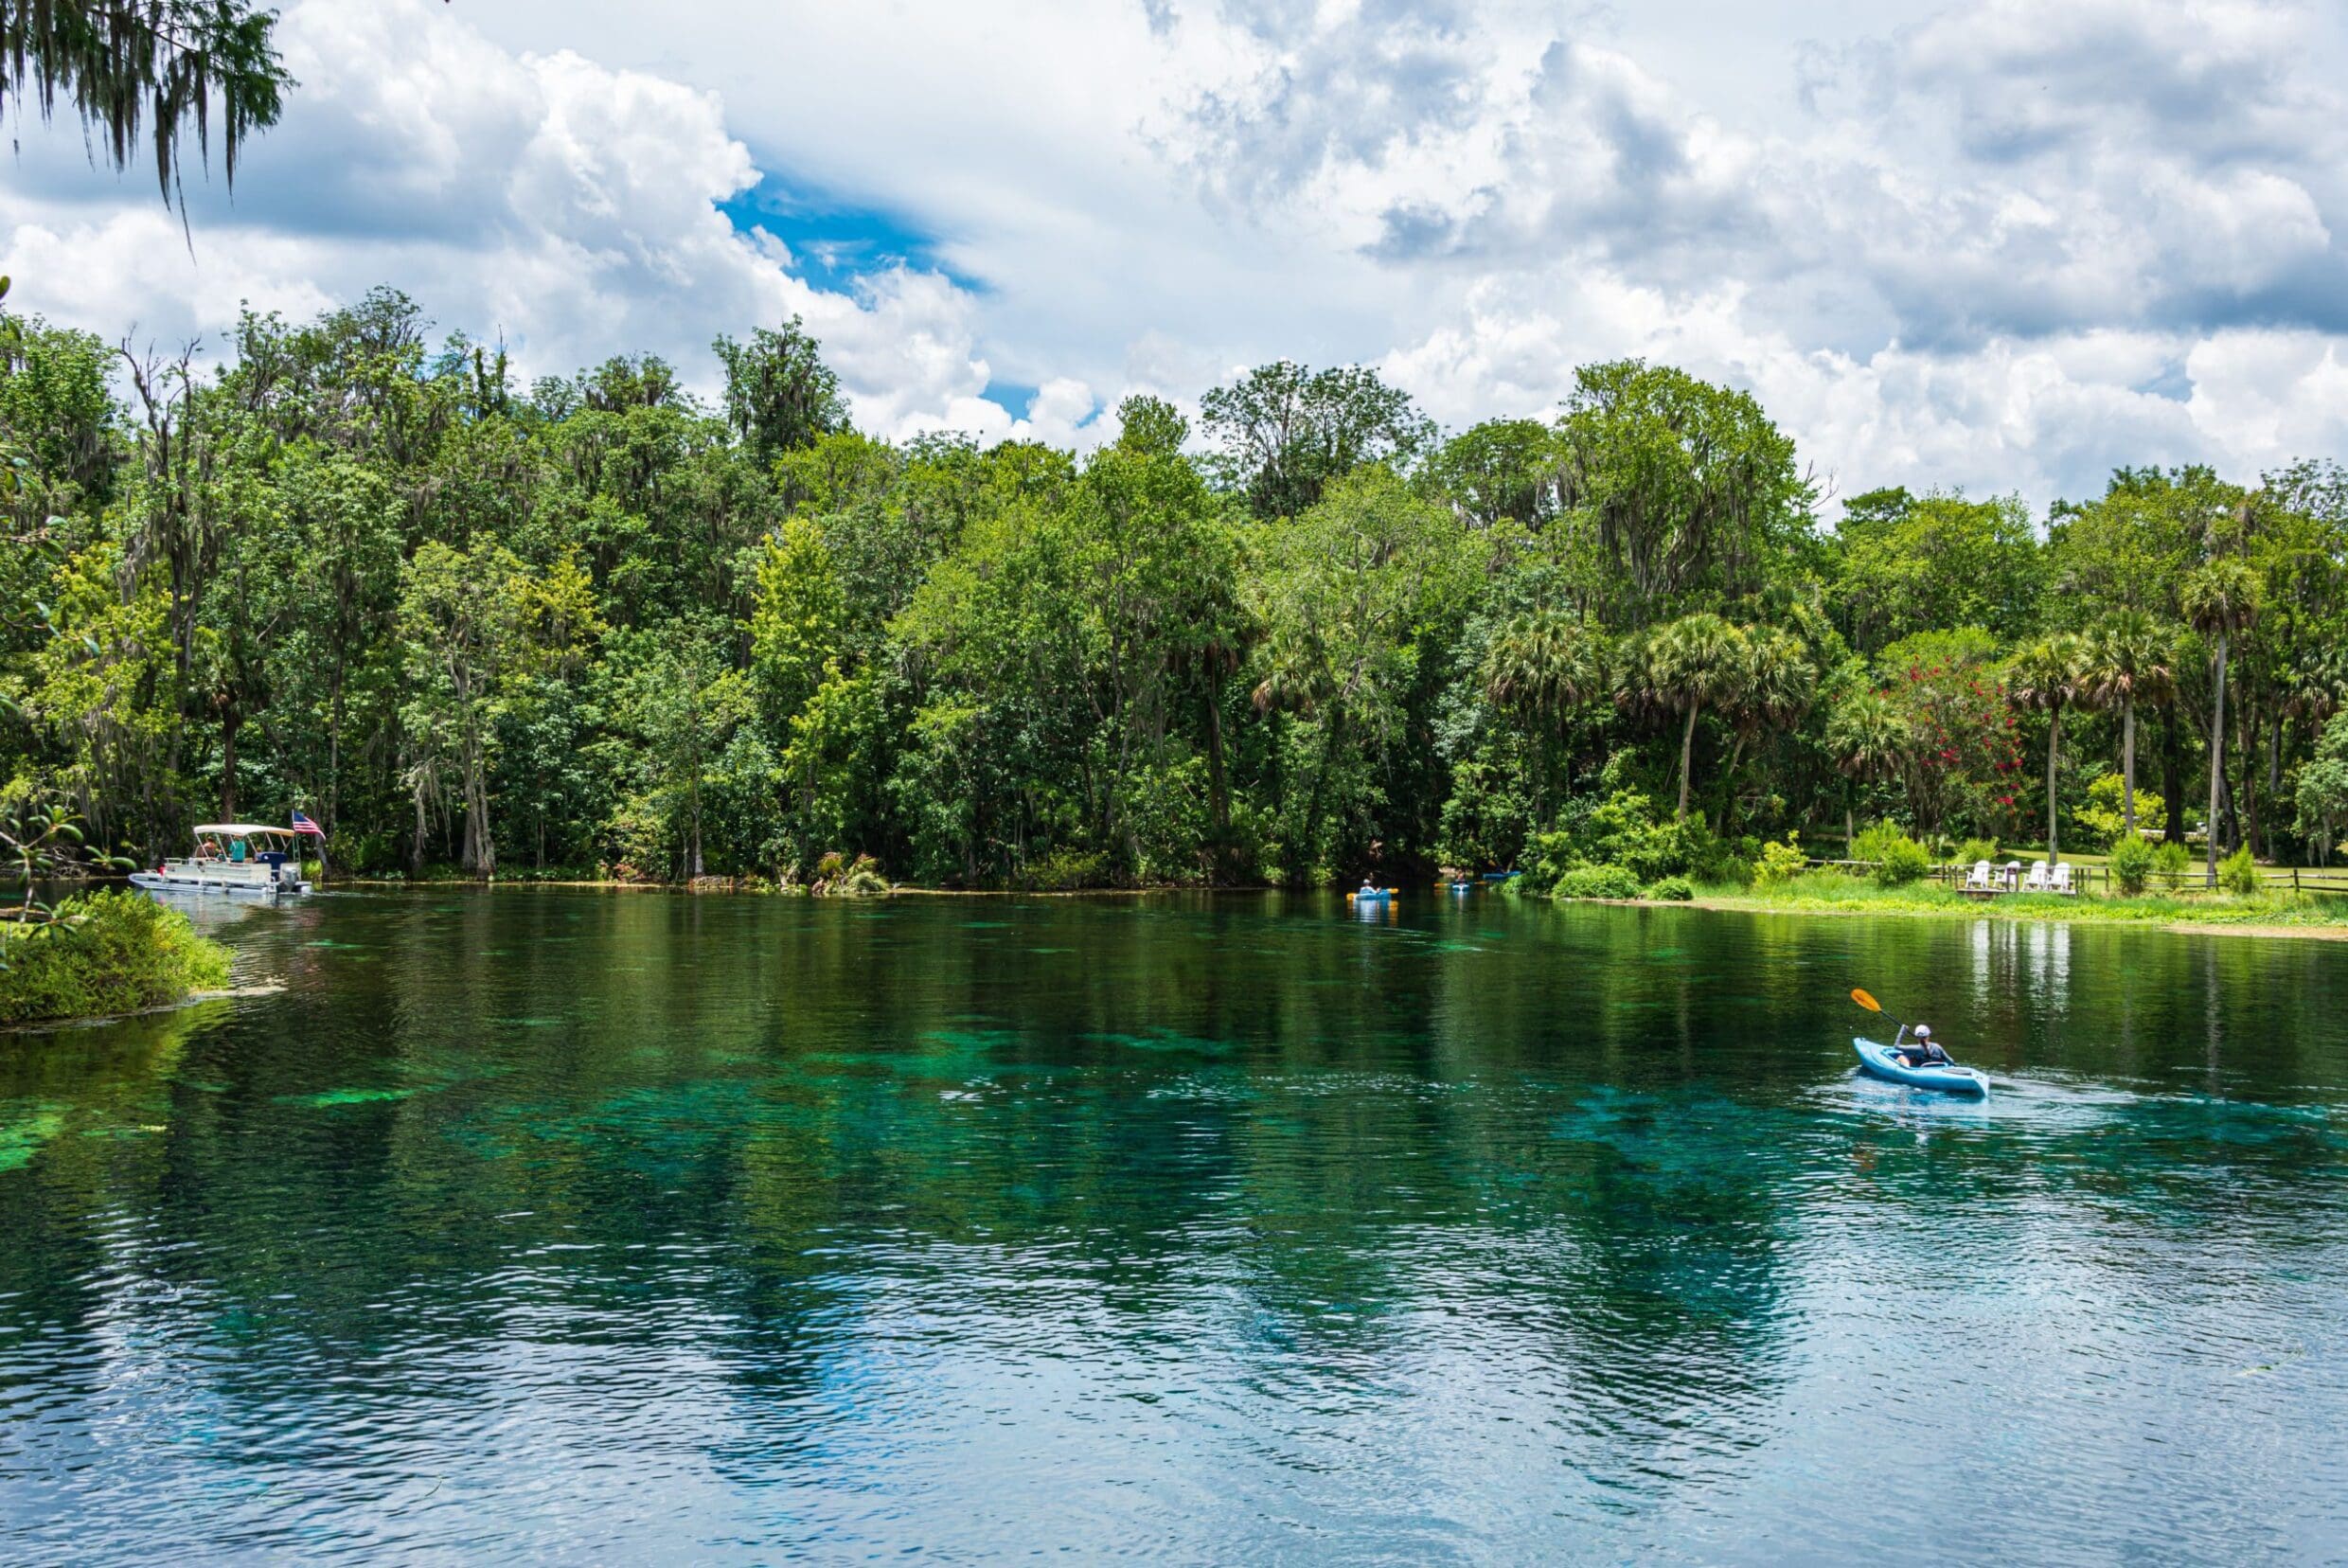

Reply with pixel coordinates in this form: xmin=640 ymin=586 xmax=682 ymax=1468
xmin=2079 ymin=610 xmax=2175 ymax=836
xmin=2010 ymin=633 xmax=2087 ymax=864
xmin=2183 ymin=559 xmax=2262 ymax=884
xmin=1646 ymin=613 xmax=1750 ymax=820
xmin=1723 ymin=627 xmax=1817 ymax=808
xmin=1828 ymin=689 xmax=1913 ymax=848
xmin=1482 ymin=610 xmax=1605 ymax=817
xmin=1482 ymin=611 xmax=1603 ymax=722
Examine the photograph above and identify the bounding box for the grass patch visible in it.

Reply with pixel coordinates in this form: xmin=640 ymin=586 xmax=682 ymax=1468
xmin=1687 ymin=870 xmax=2348 ymax=929
xmin=0 ymin=891 xmax=234 ymax=1025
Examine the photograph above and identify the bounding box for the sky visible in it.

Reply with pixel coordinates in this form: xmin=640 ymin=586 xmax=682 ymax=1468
xmin=5 ymin=0 xmax=2347 ymax=514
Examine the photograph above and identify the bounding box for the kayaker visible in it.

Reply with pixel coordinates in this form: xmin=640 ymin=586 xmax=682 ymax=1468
xmin=1360 ymin=880 xmax=1379 ymax=896
xmin=1895 ymin=1024 xmax=1952 ymax=1068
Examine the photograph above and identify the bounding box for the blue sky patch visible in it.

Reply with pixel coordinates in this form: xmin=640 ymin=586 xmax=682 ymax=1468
xmin=720 ymin=171 xmax=981 ymax=294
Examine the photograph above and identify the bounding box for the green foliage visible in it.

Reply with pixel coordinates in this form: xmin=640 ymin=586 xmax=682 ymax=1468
xmin=5 ymin=281 xmax=2342 ymax=898
xmin=1024 ymin=848 xmax=1110 ymax=891
xmin=1554 ymin=360 xmax=1813 ymax=623
xmin=810 ymin=850 xmax=889 ymax=896
xmin=1200 ymin=361 xmax=1434 ymax=520
xmin=1831 ymin=490 xmax=2044 ymax=655
xmin=1954 ymin=837 xmax=1998 ymax=867
xmin=712 ymin=318 xmax=846 ymax=462
xmin=1554 ymin=864 xmax=1643 ymax=900
xmin=2152 ymin=838 xmax=2192 ymax=891
xmin=2294 ymin=711 xmax=2348 ymax=859
xmin=0 ymin=0 xmax=290 ymax=213
xmin=1643 ymin=874 xmax=1695 ymax=901
xmin=2075 ymin=772 xmax=2166 ymax=849
xmin=2218 ymin=846 xmax=2260 ymax=896
xmin=1852 ymin=820 xmax=1930 ymax=885
xmin=1753 ymin=834 xmax=1806 ymax=886
xmin=1874 ymin=627 xmax=2025 ymax=839
xmin=2108 ymin=832 xmax=2157 ymax=896
xmin=0 ymin=890 xmax=230 ymax=1024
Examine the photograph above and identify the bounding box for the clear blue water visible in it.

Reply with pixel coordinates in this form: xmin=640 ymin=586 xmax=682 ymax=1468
xmin=3 ymin=890 xmax=2345 ymax=1561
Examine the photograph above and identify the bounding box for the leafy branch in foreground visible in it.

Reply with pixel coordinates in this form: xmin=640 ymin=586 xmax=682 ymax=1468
xmin=0 ymin=0 xmax=291 ymax=209
xmin=2 ymin=798 xmax=126 ymax=935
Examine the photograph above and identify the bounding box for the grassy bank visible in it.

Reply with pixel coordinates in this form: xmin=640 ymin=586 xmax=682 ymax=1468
xmin=0 ymin=892 xmax=235 ymax=1026
xmin=1666 ymin=871 xmax=2348 ymax=935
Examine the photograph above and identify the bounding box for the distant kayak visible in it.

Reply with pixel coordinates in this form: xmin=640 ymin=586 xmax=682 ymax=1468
xmin=1348 ymin=888 xmax=1396 ymax=903
xmin=1854 ymin=1036 xmax=1990 ymax=1096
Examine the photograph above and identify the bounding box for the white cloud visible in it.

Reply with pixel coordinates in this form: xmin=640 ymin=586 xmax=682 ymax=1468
xmin=5 ymin=0 xmax=2347 ymax=509
xmin=0 ymin=0 xmax=1033 ymax=441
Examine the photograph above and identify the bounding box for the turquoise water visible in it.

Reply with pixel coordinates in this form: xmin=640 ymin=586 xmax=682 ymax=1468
xmin=2 ymin=890 xmax=2345 ymax=1561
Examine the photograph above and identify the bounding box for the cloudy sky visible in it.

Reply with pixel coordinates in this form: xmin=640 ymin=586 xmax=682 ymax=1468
xmin=6 ymin=0 xmax=2346 ymax=512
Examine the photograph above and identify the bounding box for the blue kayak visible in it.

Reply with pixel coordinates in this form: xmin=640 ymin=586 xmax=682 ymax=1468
xmin=1854 ymin=1036 xmax=1990 ymax=1096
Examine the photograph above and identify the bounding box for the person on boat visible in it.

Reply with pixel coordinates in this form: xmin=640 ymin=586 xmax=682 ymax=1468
xmin=1360 ymin=880 xmax=1379 ymax=896
xmin=1895 ymin=1025 xmax=1952 ymax=1068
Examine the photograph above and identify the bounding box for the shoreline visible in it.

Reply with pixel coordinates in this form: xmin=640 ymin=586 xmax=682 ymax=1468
xmin=0 ymin=982 xmax=282 ymax=1036
xmin=1648 ymin=894 xmax=2348 ymax=940
xmin=97 ymin=874 xmax=2348 ymax=940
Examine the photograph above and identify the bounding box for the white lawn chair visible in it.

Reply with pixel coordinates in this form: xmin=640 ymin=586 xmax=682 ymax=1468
xmin=2023 ymin=862 xmax=2051 ymax=893
xmin=2052 ymin=864 xmax=2077 ymax=897
xmin=1963 ymin=860 xmax=1994 ymax=897
xmin=2004 ymin=861 xmax=2024 ymax=892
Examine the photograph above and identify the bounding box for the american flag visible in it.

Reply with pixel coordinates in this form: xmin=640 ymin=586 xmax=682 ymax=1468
xmin=291 ymin=811 xmax=327 ymax=839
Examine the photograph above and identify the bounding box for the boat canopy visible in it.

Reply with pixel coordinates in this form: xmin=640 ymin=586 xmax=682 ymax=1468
xmin=193 ymin=824 xmax=301 ymax=839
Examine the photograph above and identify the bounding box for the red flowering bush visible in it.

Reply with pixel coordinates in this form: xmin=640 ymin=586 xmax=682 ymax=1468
xmin=1876 ymin=630 xmax=2026 ymax=839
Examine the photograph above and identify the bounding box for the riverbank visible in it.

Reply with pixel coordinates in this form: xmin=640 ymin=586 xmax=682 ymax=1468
xmin=1646 ymin=874 xmax=2348 ymax=938
xmin=0 ymin=892 xmax=236 ymax=1026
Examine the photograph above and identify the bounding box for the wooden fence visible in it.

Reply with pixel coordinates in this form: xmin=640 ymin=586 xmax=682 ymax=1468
xmin=1805 ymin=858 xmax=2348 ymax=897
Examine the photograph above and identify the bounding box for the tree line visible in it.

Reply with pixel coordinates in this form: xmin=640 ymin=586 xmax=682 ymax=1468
xmin=5 ymin=285 xmax=2347 ymax=889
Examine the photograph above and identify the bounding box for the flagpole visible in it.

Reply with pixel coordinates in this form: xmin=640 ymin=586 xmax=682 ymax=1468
xmin=294 ymin=811 xmax=329 ymax=888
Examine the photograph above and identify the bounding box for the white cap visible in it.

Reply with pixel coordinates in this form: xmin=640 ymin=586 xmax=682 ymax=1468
xmin=1914 ymin=1025 xmax=1931 ymax=1038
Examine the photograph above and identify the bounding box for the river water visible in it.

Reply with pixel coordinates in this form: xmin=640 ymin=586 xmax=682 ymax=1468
xmin=2 ymin=889 xmax=2344 ymax=1562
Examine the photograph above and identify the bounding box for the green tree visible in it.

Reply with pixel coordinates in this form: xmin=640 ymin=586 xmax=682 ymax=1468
xmin=398 ymin=541 xmax=527 ymax=874
xmin=2010 ymin=633 xmax=2087 ymax=863
xmin=746 ymin=516 xmax=846 ymax=747
xmin=1200 ymin=361 xmax=1434 ymax=521
xmin=1248 ymin=469 xmax=1473 ymax=877
xmin=1827 ymin=687 xmax=1912 ymax=847
xmin=1481 ymin=609 xmax=1606 ymax=818
xmin=2183 ymin=557 xmax=2261 ymax=882
xmin=713 ymin=318 xmax=846 ymax=464
xmin=1555 ymin=361 xmax=1813 ymax=625
xmin=1423 ymin=419 xmax=1559 ymax=529
xmin=2078 ymin=610 xmax=2174 ymax=837
xmin=1830 ymin=489 xmax=2042 ymax=654
xmin=1644 ymin=613 xmax=1750 ymax=821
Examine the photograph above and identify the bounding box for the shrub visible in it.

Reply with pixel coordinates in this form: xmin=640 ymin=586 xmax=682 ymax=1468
xmin=1644 ymin=875 xmax=1695 ymax=901
xmin=2218 ymin=846 xmax=2260 ymax=897
xmin=1555 ymin=864 xmax=1643 ymax=900
xmin=1753 ymin=834 xmax=1807 ymax=887
xmin=2108 ymin=832 xmax=2156 ymax=896
xmin=1026 ymin=847 xmax=1109 ymax=891
xmin=0 ymin=891 xmax=233 ymax=1025
xmin=1851 ymin=821 xmax=1930 ymax=886
xmin=1523 ymin=828 xmax=1578 ymax=894
xmin=1876 ymin=835 xmax=1930 ymax=886
xmin=2152 ymin=839 xmax=2191 ymax=891
xmin=1954 ymin=837 xmax=1998 ymax=868
xmin=811 ymin=851 xmax=891 ymax=896
xmin=2076 ymin=773 xmax=2166 ymax=850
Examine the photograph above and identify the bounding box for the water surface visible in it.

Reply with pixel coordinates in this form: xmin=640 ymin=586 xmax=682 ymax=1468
xmin=3 ymin=891 xmax=2344 ymax=1561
